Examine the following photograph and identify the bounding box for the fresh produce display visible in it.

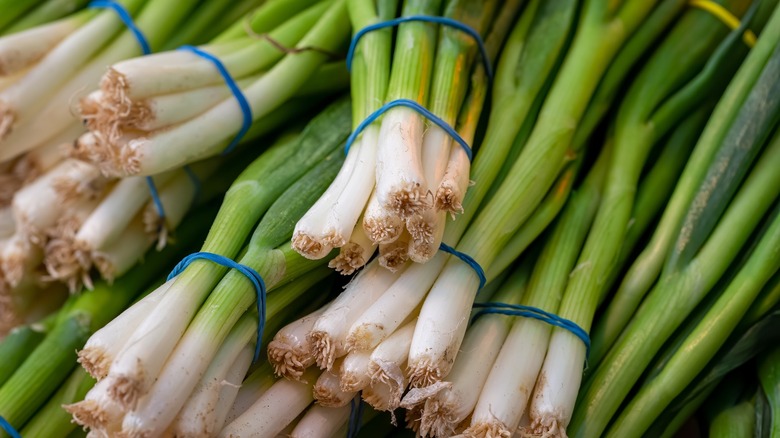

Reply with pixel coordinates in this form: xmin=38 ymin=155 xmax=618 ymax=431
xmin=0 ymin=0 xmax=778 ymax=437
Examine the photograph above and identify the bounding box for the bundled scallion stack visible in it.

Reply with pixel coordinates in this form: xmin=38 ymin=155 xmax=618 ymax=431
xmin=0 ymin=0 xmax=778 ymax=437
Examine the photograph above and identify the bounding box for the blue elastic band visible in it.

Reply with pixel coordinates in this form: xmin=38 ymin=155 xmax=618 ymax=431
xmin=145 ymin=176 xmax=165 ymax=220
xmin=347 ymin=15 xmax=493 ymax=80
xmin=89 ymin=1 xmax=151 ymax=55
xmin=344 ymin=99 xmax=473 ymax=161
xmin=0 ymin=415 xmax=20 ymax=438
xmin=347 ymin=393 xmax=365 ymax=438
xmin=439 ymin=242 xmax=486 ymax=290
xmin=178 ymin=45 xmax=253 ymax=154
xmin=473 ymin=302 xmax=591 ymax=355
xmin=167 ymin=252 xmax=266 ymax=362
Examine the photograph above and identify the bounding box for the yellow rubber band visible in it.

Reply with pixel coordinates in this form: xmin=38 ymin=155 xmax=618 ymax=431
xmin=689 ymin=0 xmax=757 ymax=48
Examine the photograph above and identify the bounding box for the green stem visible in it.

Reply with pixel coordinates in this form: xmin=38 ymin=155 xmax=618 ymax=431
xmin=606 ymin=201 xmax=780 ymax=436
xmin=3 ymin=0 xmax=90 ymax=34
xmin=0 ymin=326 xmax=46 ymax=387
xmin=759 ymin=346 xmax=780 ymax=438
xmin=20 ymin=367 xmax=95 ymax=438
xmin=0 ymin=0 xmax=44 ymax=33
xmin=572 ymin=128 xmax=780 ymax=438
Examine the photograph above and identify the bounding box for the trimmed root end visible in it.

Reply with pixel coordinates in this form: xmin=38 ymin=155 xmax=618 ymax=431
xmin=363 ymin=217 xmax=402 ymax=245
xmin=292 ymin=233 xmax=330 ymax=260
xmin=309 ymin=331 xmax=337 ymax=371
xmin=0 ymin=100 xmax=16 ymax=140
xmin=463 ymin=422 xmax=512 ymax=438
xmin=367 ymin=361 xmax=406 ymax=412
xmin=435 ymin=186 xmax=463 ymax=218
xmin=43 ymin=229 xmax=92 ymax=293
xmin=267 ymin=340 xmax=311 ymax=381
xmin=378 ymin=246 xmax=408 ymax=272
xmin=408 ymin=360 xmax=443 ymax=389
xmin=312 ymin=381 xmax=350 ymax=408
xmin=525 ymin=416 xmax=568 ymax=438
xmin=64 ymin=400 xmax=111 ymax=429
xmin=107 ymin=375 xmax=141 ymax=410
xmin=78 ymin=347 xmax=111 ymax=380
xmin=328 ymin=243 xmax=367 ymax=275
xmin=339 ymin=372 xmax=367 ymax=393
xmin=345 ymin=325 xmax=378 ymax=352
xmin=417 ymin=398 xmax=459 ymax=438
xmin=388 ymin=186 xmax=430 ymax=219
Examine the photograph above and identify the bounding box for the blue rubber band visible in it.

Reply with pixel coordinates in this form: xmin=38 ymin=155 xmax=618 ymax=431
xmin=167 ymin=252 xmax=266 ymax=362
xmin=145 ymin=176 xmax=165 ymax=220
xmin=347 ymin=393 xmax=365 ymax=438
xmin=344 ymin=99 xmax=473 ymax=161
xmin=347 ymin=15 xmax=493 ymax=80
xmin=473 ymin=302 xmax=591 ymax=356
xmin=178 ymin=45 xmax=253 ymax=155
xmin=0 ymin=415 xmax=21 ymax=438
xmin=439 ymin=242 xmax=486 ymax=290
xmin=89 ymin=1 xmax=151 ymax=55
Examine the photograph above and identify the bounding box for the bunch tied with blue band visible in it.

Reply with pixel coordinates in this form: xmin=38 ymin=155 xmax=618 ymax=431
xmin=473 ymin=302 xmax=591 ymax=357
xmin=167 ymin=252 xmax=267 ymax=362
xmin=344 ymin=15 xmax=493 ymax=160
xmin=88 ymin=0 xmax=207 ymax=225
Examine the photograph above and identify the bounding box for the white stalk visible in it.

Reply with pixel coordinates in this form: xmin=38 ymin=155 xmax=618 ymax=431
xmin=403 ymin=311 xmax=514 ymax=438
xmin=79 ymin=280 xmax=174 ymax=380
xmin=17 ymin=123 xmax=81 ymax=176
xmin=436 ymin=145 xmax=471 ymax=215
xmin=467 ymin=320 xmax=556 ymax=438
xmin=43 ymin=195 xmax=103 ymax=291
xmin=142 ymin=161 xmax=220 ymax=247
xmin=347 ymin=254 xmax=446 ymax=351
xmin=224 ymin=363 xmax=276 ymax=426
xmin=320 ymin=125 xmax=380 ymax=246
xmin=377 ymin=230 xmax=411 ymax=272
xmin=408 ymin=259 xmax=481 ymax=387
xmin=70 ymin=170 xmax=174 ymax=263
xmin=0 ymin=13 xmax=90 ymax=76
xmin=65 ymin=377 xmax=125 ymax=435
xmin=105 ymin=2 xmax=326 ymax=101
xmin=363 ymin=189 xmax=403 ymax=244
xmin=0 ymin=20 xmax=160 ymax=160
xmin=527 ymin=330 xmax=585 ymax=435
xmin=98 ymin=6 xmax=347 ymax=178
xmin=328 ymin=222 xmax=376 ymax=275
xmin=132 ymin=76 xmax=259 ymax=131
xmin=407 ymin=210 xmax=446 ymax=264
xmin=268 ymin=304 xmax=329 ymax=381
xmin=0 ymin=10 xmax=123 ymax=144
xmin=313 ymin=359 xmax=354 ymax=408
xmin=292 ymin=137 xmax=358 ymax=257
xmin=365 ymin=320 xmax=416 ymax=412
xmin=11 ymin=159 xmax=103 ymax=237
xmin=219 ymin=367 xmax=321 ymax=438
xmin=212 ymin=347 xmax=259 ymax=433
xmin=99 ymin=269 xmax=214 ymax=411
xmin=290 ymin=403 xmax=351 ymax=438
xmin=169 ymin=316 xmax=255 ymax=438
xmin=309 ymin=259 xmax=404 ymax=370
xmin=338 ymin=349 xmax=372 ymax=393
xmin=93 ymin=214 xmax=152 ymax=282
xmin=374 ymin=106 xmax=428 ymax=218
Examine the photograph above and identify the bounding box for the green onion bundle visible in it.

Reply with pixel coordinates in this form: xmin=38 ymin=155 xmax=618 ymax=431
xmin=291 ymin=0 xmax=510 ymax=271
